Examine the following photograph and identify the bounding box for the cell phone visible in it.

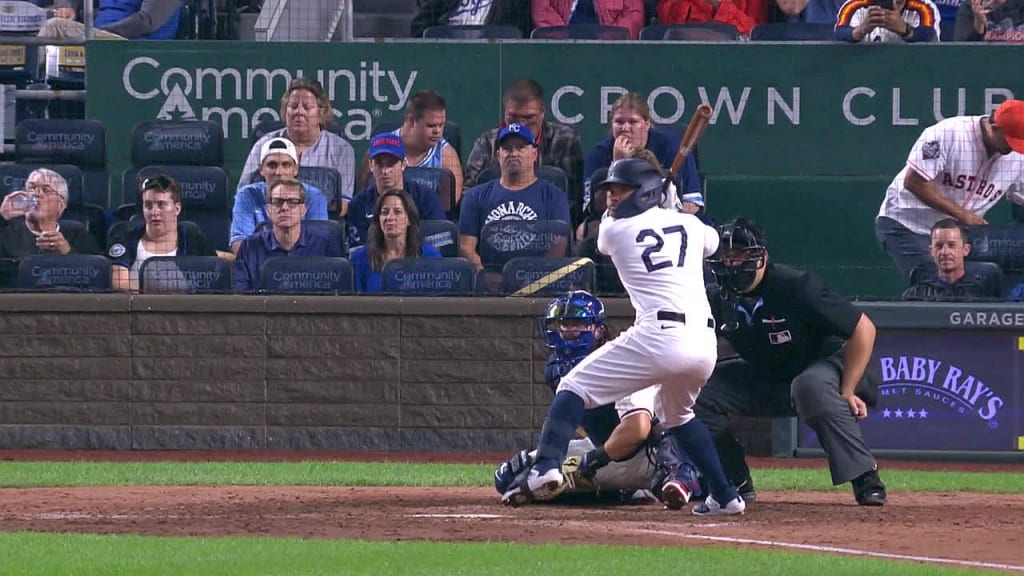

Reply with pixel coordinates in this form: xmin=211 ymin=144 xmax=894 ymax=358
xmin=874 ymin=0 xmax=894 ymax=9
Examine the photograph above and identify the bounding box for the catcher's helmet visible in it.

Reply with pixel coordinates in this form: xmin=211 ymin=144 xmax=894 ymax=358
xmin=539 ymin=290 xmax=606 ymax=361
xmin=597 ymin=158 xmax=664 ymax=219
xmin=708 ymin=218 xmax=767 ymax=293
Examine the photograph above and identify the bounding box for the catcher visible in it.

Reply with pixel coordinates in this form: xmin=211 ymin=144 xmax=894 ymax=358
xmin=495 ymin=290 xmax=701 ymax=508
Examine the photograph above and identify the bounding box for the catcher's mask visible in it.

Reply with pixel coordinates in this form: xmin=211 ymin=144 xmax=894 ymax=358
xmin=598 ymin=158 xmax=664 ymax=219
xmin=709 ymin=218 xmax=767 ymax=294
xmin=538 ymin=290 xmax=606 ymax=361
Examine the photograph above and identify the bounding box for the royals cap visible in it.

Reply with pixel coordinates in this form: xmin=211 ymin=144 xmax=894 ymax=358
xmin=497 ymin=123 xmax=536 ymax=146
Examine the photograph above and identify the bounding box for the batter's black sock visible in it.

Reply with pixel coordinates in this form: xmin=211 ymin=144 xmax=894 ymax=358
xmin=671 ymin=419 xmax=739 ymax=505
xmin=536 ymin=391 xmax=585 ymax=470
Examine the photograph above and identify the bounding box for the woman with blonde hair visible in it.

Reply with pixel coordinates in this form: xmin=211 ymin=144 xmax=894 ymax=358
xmin=350 ymin=188 xmax=441 ymax=292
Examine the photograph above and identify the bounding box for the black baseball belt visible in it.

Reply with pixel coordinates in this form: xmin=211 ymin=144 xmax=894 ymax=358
xmin=657 ymin=311 xmax=716 ymax=329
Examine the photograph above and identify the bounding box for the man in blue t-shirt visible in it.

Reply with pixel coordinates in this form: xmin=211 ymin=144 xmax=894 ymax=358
xmin=348 ymin=133 xmax=447 ymax=248
xmin=583 ymin=93 xmax=701 ymax=218
xmin=459 ymin=123 xmax=571 ymax=271
xmin=40 ymin=0 xmax=183 ymax=40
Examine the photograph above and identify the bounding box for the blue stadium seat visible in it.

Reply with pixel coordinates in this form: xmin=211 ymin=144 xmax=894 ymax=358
xmin=303 ymin=219 xmax=348 ymax=258
xmin=17 ymin=253 xmax=112 ymax=292
xmin=139 ymin=255 xmax=233 ymax=294
xmin=250 ymin=120 xmax=285 ymax=145
xmin=531 ymin=24 xmax=630 ymax=40
xmin=130 ymin=120 xmax=224 ymax=167
xmin=297 ymin=165 xmax=345 ymax=213
xmin=965 ymin=224 xmax=1024 ymax=295
xmin=474 ymin=269 xmax=505 ymax=295
xmin=0 ymin=257 xmax=17 ymax=290
xmin=479 ymin=219 xmax=572 ymax=269
xmin=639 ymin=23 xmax=739 ymax=41
xmin=749 ymin=23 xmax=835 ymax=41
xmin=501 ymin=257 xmax=596 ymax=296
xmin=258 ymin=256 xmax=354 ymax=294
xmin=15 ymin=119 xmax=108 ymax=207
xmin=380 ymin=257 xmax=475 ymax=294
xmin=940 ymin=20 xmax=955 ymax=42
xmin=423 ymin=25 xmax=523 ymax=39
xmin=421 ymin=219 xmax=459 ymax=258
xmin=403 ymin=166 xmax=457 ymax=217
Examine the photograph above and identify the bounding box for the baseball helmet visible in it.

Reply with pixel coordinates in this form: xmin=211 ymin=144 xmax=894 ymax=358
xmin=597 ymin=158 xmax=665 ymax=219
xmin=538 ymin=290 xmax=606 ymax=360
xmin=708 ymin=218 xmax=767 ymax=293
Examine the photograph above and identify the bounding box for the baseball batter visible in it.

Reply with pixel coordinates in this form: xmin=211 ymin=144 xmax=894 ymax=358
xmin=501 ymin=158 xmax=744 ymax=516
xmin=876 ymin=98 xmax=1024 ymax=281
xmin=495 ymin=290 xmax=702 ymax=507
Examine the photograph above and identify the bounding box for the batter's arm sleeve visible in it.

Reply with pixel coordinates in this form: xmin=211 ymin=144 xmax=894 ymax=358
xmin=702 ymin=223 xmax=720 ymax=258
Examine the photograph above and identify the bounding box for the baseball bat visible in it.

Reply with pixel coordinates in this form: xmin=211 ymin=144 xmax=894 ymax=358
xmin=664 ymin=104 xmax=713 ymax=189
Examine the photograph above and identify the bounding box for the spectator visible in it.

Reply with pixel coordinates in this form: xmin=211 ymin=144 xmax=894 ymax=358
xmin=532 ymin=0 xmax=646 ymax=38
xmin=411 ymin=0 xmax=533 ymax=37
xmin=233 ymin=178 xmax=344 ymax=293
xmin=239 ymin=78 xmax=355 ymax=215
xmin=656 ymin=0 xmax=767 ymax=35
xmin=459 ymin=123 xmax=571 ymax=271
xmin=768 ymin=0 xmax=845 ymax=23
xmin=465 ymin=79 xmax=583 ymax=225
xmin=834 ymin=0 xmax=940 ymax=42
xmin=106 ymin=174 xmax=211 ymax=293
xmin=0 ymin=169 xmax=97 ymax=259
xmin=901 ymin=219 xmax=1000 ymax=301
xmin=348 ymin=133 xmax=446 ymax=248
xmin=38 ymin=0 xmax=183 ymax=40
xmin=359 ymin=90 xmax=464 ymax=203
xmin=351 ymin=189 xmax=442 ymax=293
xmin=954 ymin=0 xmax=1024 ymax=41
xmin=574 ymin=168 xmax=624 ymax=295
xmin=876 ymin=99 xmax=1024 ymax=281
xmin=583 ymin=93 xmax=700 ymax=221
xmin=230 ymin=137 xmax=329 ymax=255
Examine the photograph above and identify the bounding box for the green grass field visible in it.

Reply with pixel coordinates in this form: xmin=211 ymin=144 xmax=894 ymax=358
xmin=0 ymin=461 xmax=1020 ymax=575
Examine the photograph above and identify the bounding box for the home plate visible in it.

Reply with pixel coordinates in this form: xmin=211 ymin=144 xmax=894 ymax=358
xmin=408 ymin=513 xmax=508 ymax=519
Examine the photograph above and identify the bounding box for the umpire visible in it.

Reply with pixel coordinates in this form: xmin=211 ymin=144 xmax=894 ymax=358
xmin=698 ymin=218 xmax=887 ymax=506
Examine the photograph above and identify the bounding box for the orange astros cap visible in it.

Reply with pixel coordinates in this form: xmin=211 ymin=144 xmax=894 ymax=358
xmin=994 ymin=99 xmax=1024 ymax=154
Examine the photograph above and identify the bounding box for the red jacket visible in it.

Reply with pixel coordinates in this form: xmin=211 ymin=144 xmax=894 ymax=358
xmin=532 ymin=0 xmax=647 ymax=39
xmin=656 ymin=0 xmax=767 ymax=35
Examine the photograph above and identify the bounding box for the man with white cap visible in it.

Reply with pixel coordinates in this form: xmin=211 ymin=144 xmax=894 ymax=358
xmin=229 ymin=137 xmax=329 ymax=255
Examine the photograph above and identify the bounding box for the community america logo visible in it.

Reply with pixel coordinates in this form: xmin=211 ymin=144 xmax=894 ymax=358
xmin=879 ymin=355 xmax=1006 ymax=426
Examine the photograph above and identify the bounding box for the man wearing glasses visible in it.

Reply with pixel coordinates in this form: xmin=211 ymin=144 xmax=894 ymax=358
xmin=229 ymin=137 xmax=329 ymax=255
xmin=232 ymin=178 xmax=343 ymax=293
xmin=0 ymin=168 xmax=98 ymax=258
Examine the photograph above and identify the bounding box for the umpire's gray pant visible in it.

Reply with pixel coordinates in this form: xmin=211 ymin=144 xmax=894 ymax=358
xmin=694 ymin=356 xmax=878 ymax=485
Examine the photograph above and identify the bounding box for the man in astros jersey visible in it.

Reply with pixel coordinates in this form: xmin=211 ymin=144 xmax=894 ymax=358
xmin=875 ymin=99 xmax=1024 ymax=282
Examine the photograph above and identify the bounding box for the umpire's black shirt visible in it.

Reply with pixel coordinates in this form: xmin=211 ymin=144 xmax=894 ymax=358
xmin=710 ymin=262 xmax=862 ymax=383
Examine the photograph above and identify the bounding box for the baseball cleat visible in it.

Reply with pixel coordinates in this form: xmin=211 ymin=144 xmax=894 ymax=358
xmin=660 ymin=479 xmax=692 ymax=510
xmin=526 ymin=465 xmax=566 ymax=502
xmin=692 ymin=495 xmax=745 ymax=516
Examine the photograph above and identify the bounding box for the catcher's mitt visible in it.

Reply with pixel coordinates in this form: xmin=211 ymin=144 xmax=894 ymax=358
xmin=561 ymin=455 xmax=598 ymax=492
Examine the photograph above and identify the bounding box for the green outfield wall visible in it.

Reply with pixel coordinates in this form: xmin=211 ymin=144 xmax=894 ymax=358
xmin=85 ymin=41 xmax=1024 ymax=297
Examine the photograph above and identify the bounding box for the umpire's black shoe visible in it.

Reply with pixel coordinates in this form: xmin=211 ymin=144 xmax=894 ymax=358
xmin=852 ymin=469 xmax=887 ymax=506
xmin=737 ymin=476 xmax=757 ymax=503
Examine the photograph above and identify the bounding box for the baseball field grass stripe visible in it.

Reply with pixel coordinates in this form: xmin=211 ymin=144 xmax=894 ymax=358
xmin=0 ymin=532 xmax=987 ymax=576
xmin=511 ymin=257 xmax=594 ymax=297
xmin=0 ymin=462 xmax=1021 ymax=492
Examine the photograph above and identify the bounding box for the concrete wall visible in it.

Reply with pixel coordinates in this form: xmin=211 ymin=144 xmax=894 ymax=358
xmin=0 ymin=294 xmax=771 ymax=453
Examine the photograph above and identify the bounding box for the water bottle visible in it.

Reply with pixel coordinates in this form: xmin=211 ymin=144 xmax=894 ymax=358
xmin=10 ymin=193 xmax=38 ymax=212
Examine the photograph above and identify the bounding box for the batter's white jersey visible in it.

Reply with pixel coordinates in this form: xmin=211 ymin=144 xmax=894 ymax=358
xmin=597 ymin=207 xmax=719 ymax=324
xmin=556 ymin=207 xmax=720 ymax=429
xmin=878 ymin=115 xmax=1024 ymax=235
